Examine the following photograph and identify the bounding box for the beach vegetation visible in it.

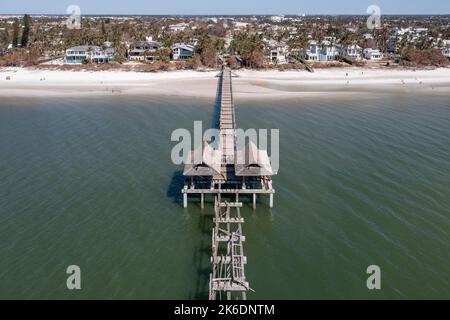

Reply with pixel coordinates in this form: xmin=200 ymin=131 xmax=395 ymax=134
xmin=400 ymin=48 xmax=449 ymax=67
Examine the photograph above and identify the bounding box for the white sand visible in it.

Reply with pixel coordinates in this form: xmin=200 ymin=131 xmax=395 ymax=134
xmin=0 ymin=67 xmax=449 ymax=98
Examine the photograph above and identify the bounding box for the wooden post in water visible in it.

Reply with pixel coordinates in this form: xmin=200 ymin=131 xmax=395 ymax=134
xmin=183 ymin=193 xmax=188 ymax=208
xmin=201 ymin=192 xmax=204 ymax=209
xmin=253 ymin=193 xmax=256 ymax=209
xmin=269 ymin=194 xmax=273 ymax=208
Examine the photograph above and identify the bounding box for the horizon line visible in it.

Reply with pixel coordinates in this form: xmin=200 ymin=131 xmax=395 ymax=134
xmin=1 ymin=13 xmax=450 ymax=17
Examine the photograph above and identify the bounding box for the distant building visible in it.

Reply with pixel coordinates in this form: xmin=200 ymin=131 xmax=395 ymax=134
xmin=233 ymin=22 xmax=249 ymax=30
xmin=128 ymin=40 xmax=162 ymax=63
xmin=190 ymin=38 xmax=200 ymax=47
xmin=172 ymin=43 xmax=194 ymax=60
xmin=168 ymin=23 xmax=189 ymax=32
xmin=270 ymin=15 xmax=285 ymax=23
xmin=288 ymin=31 xmax=298 ymax=39
xmin=363 ymin=48 xmax=384 ymax=60
xmin=65 ymin=46 xmax=115 ymax=64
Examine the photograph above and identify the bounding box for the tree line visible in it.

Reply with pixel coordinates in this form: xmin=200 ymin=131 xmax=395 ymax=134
xmin=1 ymin=14 xmax=33 ymax=48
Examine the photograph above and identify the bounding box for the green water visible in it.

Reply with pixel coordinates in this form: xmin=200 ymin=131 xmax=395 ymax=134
xmin=0 ymin=92 xmax=449 ymax=299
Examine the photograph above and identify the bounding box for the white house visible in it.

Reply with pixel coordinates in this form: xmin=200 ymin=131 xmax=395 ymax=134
xmin=172 ymin=43 xmax=194 ymax=60
xmin=65 ymin=45 xmax=115 ymax=64
xmin=266 ymin=41 xmax=288 ymax=64
xmin=344 ymin=44 xmax=362 ymax=60
xmin=306 ymin=40 xmax=341 ymax=62
xmin=363 ymin=48 xmax=384 ymax=60
xmin=305 ymin=40 xmax=319 ymax=61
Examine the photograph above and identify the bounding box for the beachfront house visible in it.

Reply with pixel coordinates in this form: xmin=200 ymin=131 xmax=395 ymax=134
xmin=65 ymin=45 xmax=116 ymax=64
xmin=266 ymin=41 xmax=288 ymax=64
xmin=363 ymin=48 xmax=384 ymax=60
xmin=92 ymin=47 xmax=116 ymax=64
xmin=442 ymin=40 xmax=450 ymax=59
xmin=343 ymin=44 xmax=362 ymax=60
xmin=306 ymin=40 xmax=341 ymax=62
xmin=305 ymin=41 xmax=320 ymax=61
xmin=128 ymin=40 xmax=162 ymax=63
xmin=172 ymin=43 xmax=194 ymax=60
xmin=65 ymin=46 xmax=90 ymax=64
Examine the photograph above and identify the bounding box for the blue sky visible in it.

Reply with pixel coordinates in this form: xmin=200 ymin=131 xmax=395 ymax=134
xmin=0 ymin=0 xmax=449 ymax=15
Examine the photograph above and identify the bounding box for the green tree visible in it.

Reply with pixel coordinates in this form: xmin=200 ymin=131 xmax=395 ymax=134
xmin=1 ymin=21 xmax=9 ymax=46
xmin=101 ymin=20 xmax=107 ymax=42
xmin=114 ymin=43 xmax=127 ymax=63
xmin=156 ymin=48 xmax=171 ymax=63
xmin=196 ymin=32 xmax=218 ymax=68
xmin=375 ymin=27 xmax=390 ymax=53
xmin=399 ymin=34 xmax=409 ymax=56
xmin=230 ymin=33 xmax=265 ymax=68
xmin=112 ymin=26 xmax=122 ymax=50
xmin=21 ymin=14 xmax=32 ymax=47
xmin=287 ymin=36 xmax=308 ymax=60
xmin=12 ymin=18 xmax=20 ymax=47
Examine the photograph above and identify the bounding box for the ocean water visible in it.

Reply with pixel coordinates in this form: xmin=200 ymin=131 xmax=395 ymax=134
xmin=0 ymin=91 xmax=449 ymax=299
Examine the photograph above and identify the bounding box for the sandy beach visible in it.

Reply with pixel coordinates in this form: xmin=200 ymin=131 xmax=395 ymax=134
xmin=0 ymin=67 xmax=449 ymax=98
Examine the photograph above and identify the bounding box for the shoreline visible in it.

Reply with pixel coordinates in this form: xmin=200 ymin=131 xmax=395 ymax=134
xmin=1 ymin=67 xmax=450 ymax=99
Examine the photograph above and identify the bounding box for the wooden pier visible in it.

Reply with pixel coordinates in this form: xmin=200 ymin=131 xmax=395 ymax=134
xmin=181 ymin=66 xmax=277 ymax=300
